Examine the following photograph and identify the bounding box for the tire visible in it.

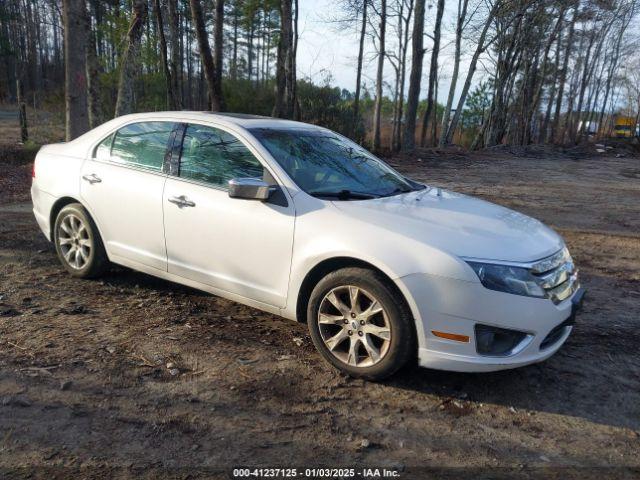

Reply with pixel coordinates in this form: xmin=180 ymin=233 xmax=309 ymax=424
xmin=53 ymin=203 xmax=108 ymax=278
xmin=307 ymin=267 xmax=416 ymax=380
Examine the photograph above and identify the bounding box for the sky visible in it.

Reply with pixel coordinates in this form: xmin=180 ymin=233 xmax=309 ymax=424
xmin=295 ymin=0 xmax=470 ymax=104
xmin=294 ymin=0 xmax=640 ymax=108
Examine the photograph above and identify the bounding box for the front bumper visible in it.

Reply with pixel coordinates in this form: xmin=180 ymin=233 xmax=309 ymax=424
xmin=397 ymin=273 xmax=585 ymax=372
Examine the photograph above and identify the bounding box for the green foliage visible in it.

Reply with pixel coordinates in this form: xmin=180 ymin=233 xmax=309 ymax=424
xmin=462 ymin=81 xmax=491 ymax=129
xmin=137 ymin=72 xmax=173 ymax=112
xmin=297 ymin=80 xmax=356 ymax=137
xmin=222 ymin=78 xmax=276 ymax=116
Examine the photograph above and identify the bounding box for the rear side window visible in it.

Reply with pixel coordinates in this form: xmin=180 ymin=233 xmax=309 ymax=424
xmin=94 ymin=133 xmax=113 ymax=160
xmin=110 ymin=121 xmax=173 ymax=172
xmin=179 ymin=124 xmax=264 ymax=188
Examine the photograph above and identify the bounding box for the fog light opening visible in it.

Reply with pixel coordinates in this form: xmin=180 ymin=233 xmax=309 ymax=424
xmin=474 ymin=324 xmax=531 ymax=357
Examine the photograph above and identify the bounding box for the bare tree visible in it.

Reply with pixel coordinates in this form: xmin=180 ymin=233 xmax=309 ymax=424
xmin=551 ymin=2 xmax=578 ymax=143
xmin=273 ymin=0 xmax=296 ymax=118
xmin=401 ymin=0 xmax=425 ymax=150
xmin=570 ymin=10 xmax=615 ymax=143
xmin=167 ymin=0 xmax=182 ymax=108
xmin=420 ymin=0 xmax=445 ymax=146
xmin=214 ymin=0 xmax=225 ymax=110
xmin=439 ymin=0 xmax=470 ymax=147
xmin=63 ymin=0 xmax=89 ymax=139
xmin=86 ymin=26 xmax=101 ymax=128
xmin=539 ymin=19 xmax=564 ymax=143
xmin=115 ymin=0 xmax=148 ymax=117
xmin=443 ymin=0 xmax=502 ymax=146
xmin=190 ymin=0 xmax=224 ymax=111
xmin=372 ymin=0 xmax=387 ymax=151
xmin=353 ymin=0 xmax=369 ymax=138
xmin=154 ymin=0 xmax=177 ymax=109
xmin=387 ymin=0 xmax=413 ymax=151
xmin=597 ymin=5 xmax=635 ymax=133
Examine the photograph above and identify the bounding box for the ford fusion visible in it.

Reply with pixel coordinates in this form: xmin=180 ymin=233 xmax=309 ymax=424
xmin=31 ymin=112 xmax=584 ymax=380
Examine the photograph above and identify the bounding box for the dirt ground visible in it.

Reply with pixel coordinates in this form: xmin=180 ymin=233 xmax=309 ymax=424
xmin=0 ymin=115 xmax=639 ymax=479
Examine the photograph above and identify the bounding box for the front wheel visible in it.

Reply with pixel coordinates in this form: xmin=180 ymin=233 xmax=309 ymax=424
xmin=307 ymin=267 xmax=416 ymax=380
xmin=54 ymin=203 xmax=108 ymax=278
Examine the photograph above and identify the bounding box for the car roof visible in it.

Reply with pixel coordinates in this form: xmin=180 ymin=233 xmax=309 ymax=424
xmin=109 ymin=111 xmax=318 ymax=130
xmin=64 ymin=110 xmax=327 ymax=158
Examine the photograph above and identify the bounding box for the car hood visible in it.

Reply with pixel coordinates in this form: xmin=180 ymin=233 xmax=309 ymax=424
xmin=332 ymin=187 xmax=563 ymax=263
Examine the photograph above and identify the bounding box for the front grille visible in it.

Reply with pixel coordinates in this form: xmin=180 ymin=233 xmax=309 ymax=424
xmin=531 ymin=248 xmax=579 ymax=304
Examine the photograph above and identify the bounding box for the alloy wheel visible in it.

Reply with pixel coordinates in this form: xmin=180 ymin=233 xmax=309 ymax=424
xmin=57 ymin=213 xmax=91 ymax=270
xmin=317 ymin=285 xmax=391 ymax=368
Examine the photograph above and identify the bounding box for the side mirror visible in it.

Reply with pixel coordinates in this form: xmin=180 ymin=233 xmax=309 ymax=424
xmin=228 ymin=177 xmax=274 ymax=201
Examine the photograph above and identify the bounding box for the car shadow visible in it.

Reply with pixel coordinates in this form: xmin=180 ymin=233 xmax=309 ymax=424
xmin=385 ymin=334 xmax=639 ymax=432
xmin=99 ymin=267 xmax=211 ymax=298
xmin=70 ymin=264 xmax=640 ymax=433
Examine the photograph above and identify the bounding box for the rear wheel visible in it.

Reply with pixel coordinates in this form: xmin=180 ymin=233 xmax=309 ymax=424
xmin=307 ymin=267 xmax=416 ymax=380
xmin=54 ymin=203 xmax=108 ymax=278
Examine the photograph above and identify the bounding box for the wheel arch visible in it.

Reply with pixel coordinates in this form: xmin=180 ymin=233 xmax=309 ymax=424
xmin=49 ymin=196 xmax=83 ymax=240
xmin=49 ymin=197 xmax=107 ymax=253
xmin=294 ymin=256 xmax=415 ymax=326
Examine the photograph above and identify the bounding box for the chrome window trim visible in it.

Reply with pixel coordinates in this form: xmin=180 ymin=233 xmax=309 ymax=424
xmin=90 ymin=120 xmax=176 ymax=174
xmin=89 ymin=157 xmax=169 ymax=178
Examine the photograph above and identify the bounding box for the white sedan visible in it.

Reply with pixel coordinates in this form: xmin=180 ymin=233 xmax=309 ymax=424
xmin=31 ymin=112 xmax=584 ymax=380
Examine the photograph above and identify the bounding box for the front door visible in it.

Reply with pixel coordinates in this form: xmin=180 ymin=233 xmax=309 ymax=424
xmin=163 ymin=123 xmax=295 ymax=308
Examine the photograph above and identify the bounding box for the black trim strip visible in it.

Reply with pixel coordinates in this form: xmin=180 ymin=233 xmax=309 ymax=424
xmin=166 ymin=123 xmax=186 ymax=176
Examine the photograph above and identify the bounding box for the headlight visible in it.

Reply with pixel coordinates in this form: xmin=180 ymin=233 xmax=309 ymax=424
xmin=466 ymin=262 xmax=546 ymax=298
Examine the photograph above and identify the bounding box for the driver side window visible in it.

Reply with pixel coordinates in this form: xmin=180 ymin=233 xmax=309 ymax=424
xmin=179 ymin=124 xmax=264 ymax=188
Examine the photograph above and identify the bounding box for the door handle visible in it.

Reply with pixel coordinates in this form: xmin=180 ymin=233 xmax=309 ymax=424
xmin=168 ymin=195 xmax=196 ymax=208
xmin=82 ymin=173 xmax=102 ymax=184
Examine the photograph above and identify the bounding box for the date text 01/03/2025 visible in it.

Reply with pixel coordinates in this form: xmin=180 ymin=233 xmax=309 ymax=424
xmin=231 ymin=467 xmax=402 ymax=478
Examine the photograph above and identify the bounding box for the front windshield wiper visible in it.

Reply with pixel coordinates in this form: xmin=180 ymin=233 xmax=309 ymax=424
xmin=308 ymin=189 xmax=380 ymax=200
xmin=380 ymin=185 xmax=424 ymax=197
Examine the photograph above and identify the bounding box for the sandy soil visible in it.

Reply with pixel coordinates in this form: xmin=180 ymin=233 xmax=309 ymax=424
xmin=0 ymin=120 xmax=639 ymax=478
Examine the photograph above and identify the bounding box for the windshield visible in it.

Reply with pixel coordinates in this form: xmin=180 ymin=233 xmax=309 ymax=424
xmin=249 ymin=127 xmax=420 ymax=199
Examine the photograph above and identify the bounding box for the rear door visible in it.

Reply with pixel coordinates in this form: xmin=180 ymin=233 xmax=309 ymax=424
xmin=162 ymin=123 xmax=295 ymax=308
xmin=80 ymin=121 xmax=174 ymax=271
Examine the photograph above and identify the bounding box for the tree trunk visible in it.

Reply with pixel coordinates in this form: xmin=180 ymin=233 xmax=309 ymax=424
xmin=540 ymin=23 xmax=563 ymax=143
xmin=154 ymin=0 xmax=177 ymax=109
xmin=353 ymin=0 xmax=368 ymax=139
xmin=273 ymin=0 xmax=295 ymax=119
xmin=420 ymin=0 xmax=444 ymax=146
xmin=372 ymin=0 xmax=386 ymax=152
xmin=17 ymin=79 xmax=28 ymax=142
xmin=292 ymin=0 xmax=299 ymax=119
xmin=115 ymin=0 xmax=148 ymax=117
xmin=439 ymin=0 xmax=469 ymax=147
xmin=597 ymin=10 xmax=631 ymax=134
xmin=86 ymin=28 xmax=101 ymax=128
xmin=526 ymin=8 xmax=564 ymax=145
xmin=231 ymin=5 xmax=239 ymax=79
xmin=189 ymin=0 xmax=223 ymax=111
xmin=213 ymin=0 xmax=225 ymax=110
xmin=63 ymin=0 xmax=89 ymax=139
xmin=393 ymin=0 xmax=412 ymax=151
xmin=444 ymin=2 xmax=496 ymax=146
xmin=571 ymin=21 xmax=612 ymax=143
xmin=167 ymin=0 xmax=181 ymax=108
xmin=402 ymin=0 xmax=425 ymax=150
xmin=551 ymin=4 xmax=577 ymax=143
